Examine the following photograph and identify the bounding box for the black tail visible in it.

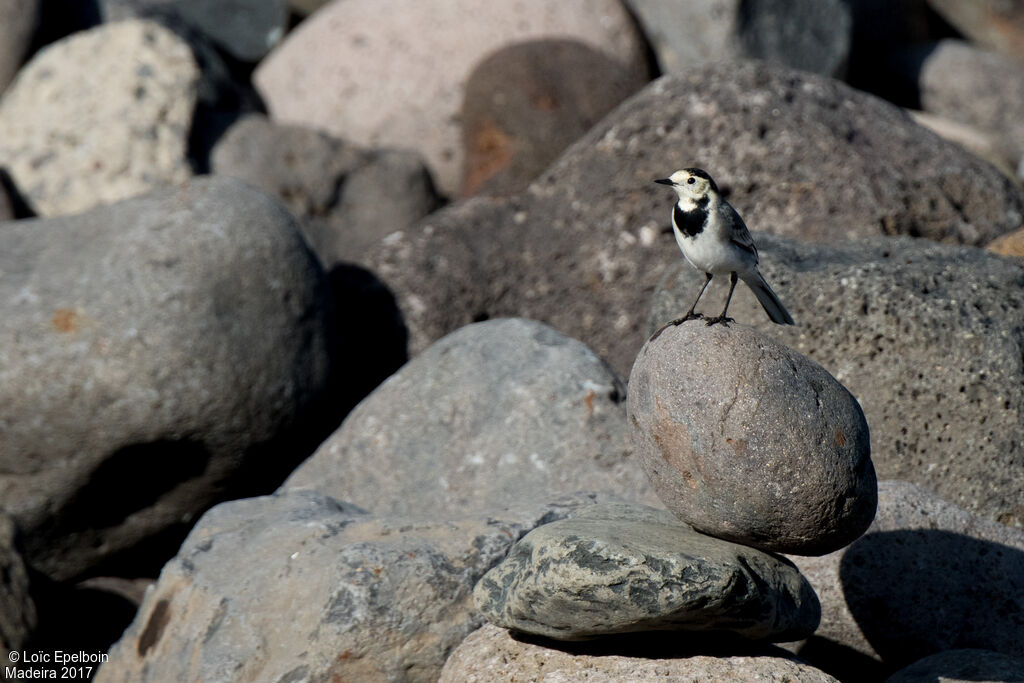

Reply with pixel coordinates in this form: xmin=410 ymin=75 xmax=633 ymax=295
xmin=741 ymin=271 xmax=795 ymax=325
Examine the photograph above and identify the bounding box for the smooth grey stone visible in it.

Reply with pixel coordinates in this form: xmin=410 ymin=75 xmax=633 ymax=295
xmin=97 ymin=490 xmax=604 ymax=683
xmin=0 ymin=176 xmax=337 ymax=580
xmin=474 ymin=502 xmax=821 ymax=641
xmin=650 ymin=235 xmax=1024 ymax=529
xmin=629 ymin=323 xmax=876 ymax=555
xmin=284 ymin=318 xmax=657 ymax=517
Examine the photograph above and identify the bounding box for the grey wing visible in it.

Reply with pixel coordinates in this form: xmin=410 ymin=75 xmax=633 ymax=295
xmin=723 ymin=203 xmax=759 ymax=264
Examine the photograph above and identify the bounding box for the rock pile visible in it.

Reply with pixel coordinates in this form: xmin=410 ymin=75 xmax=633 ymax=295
xmin=454 ymin=322 xmax=878 ymax=678
xmin=2 ymin=2 xmax=1023 ymax=680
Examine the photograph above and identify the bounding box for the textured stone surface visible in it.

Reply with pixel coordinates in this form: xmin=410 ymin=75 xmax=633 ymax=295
xmin=284 ymin=319 xmax=656 ymax=516
xmin=100 ymin=0 xmax=289 ymax=61
xmin=97 ymin=490 xmax=600 ymax=683
xmin=886 ymin=649 xmax=1024 ymax=683
xmin=788 ymin=481 xmax=1024 ymax=673
xmin=0 ymin=515 xmax=35 ymax=665
xmin=0 ymin=177 xmax=337 ymax=580
xmin=211 ymin=114 xmax=439 ymax=265
xmin=440 ymin=624 xmax=841 ymax=682
xmin=461 ymin=39 xmax=646 ymax=197
xmin=899 ymin=41 xmax=1024 ymax=174
xmin=475 ymin=503 xmax=820 ymax=641
xmin=625 ymin=0 xmax=850 ymax=77
xmin=0 ymin=20 xmax=198 ymax=217
xmin=928 ymin=0 xmax=1024 ymax=61
xmin=989 ymin=226 xmax=1024 ymax=259
xmin=0 ymin=0 xmax=40 ymax=94
xmin=362 ymin=62 xmax=1024 ymax=378
xmin=628 ymin=323 xmax=876 ymax=555
xmin=253 ymin=0 xmax=649 ymax=195
xmin=650 ymin=235 xmax=1024 ymax=528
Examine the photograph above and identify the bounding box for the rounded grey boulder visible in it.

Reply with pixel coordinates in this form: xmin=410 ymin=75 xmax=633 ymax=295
xmin=628 ymin=323 xmax=876 ymax=555
xmin=0 ymin=176 xmax=337 ymax=579
xmin=284 ymin=318 xmax=656 ymax=517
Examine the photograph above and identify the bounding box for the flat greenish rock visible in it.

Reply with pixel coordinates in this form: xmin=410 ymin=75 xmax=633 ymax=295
xmin=474 ymin=503 xmax=820 ymax=641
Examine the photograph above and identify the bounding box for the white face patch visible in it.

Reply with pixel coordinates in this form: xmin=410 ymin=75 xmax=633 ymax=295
xmin=676 ymin=195 xmax=701 ymax=211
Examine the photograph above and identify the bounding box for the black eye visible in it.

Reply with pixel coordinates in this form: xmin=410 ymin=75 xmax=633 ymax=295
xmin=686 ymin=177 xmax=696 ymax=185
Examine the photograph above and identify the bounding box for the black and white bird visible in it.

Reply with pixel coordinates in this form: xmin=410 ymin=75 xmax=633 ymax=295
xmin=654 ymin=168 xmax=795 ymax=327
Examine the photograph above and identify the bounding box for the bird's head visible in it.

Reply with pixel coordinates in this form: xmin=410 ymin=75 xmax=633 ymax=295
xmin=654 ymin=168 xmax=719 ymax=203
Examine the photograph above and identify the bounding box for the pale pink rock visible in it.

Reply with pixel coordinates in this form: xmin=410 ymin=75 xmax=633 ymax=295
xmin=253 ymin=0 xmax=649 ymax=195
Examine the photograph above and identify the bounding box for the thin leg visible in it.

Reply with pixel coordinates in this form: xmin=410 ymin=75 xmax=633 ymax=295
xmin=668 ymin=273 xmax=712 ymax=326
xmin=706 ymin=272 xmax=738 ymax=326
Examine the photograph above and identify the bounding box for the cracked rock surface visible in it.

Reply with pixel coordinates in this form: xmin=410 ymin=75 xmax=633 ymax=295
xmin=474 ymin=502 xmax=821 ymax=641
xmin=97 ymin=490 xmax=603 ymax=683
xmin=628 ymin=323 xmax=877 ymax=555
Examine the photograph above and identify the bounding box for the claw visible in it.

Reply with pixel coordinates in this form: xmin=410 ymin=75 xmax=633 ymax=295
xmin=704 ymin=315 xmax=734 ymax=327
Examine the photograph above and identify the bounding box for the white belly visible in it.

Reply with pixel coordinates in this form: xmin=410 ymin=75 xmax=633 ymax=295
xmin=674 ymin=227 xmax=752 ymax=275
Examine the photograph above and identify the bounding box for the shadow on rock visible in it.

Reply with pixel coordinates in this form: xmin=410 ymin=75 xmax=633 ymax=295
xmin=27 ymin=574 xmax=142 ymax=659
xmin=327 ymin=263 xmax=409 ymax=417
xmin=793 ymin=636 xmax=892 ymax=682
xmin=0 ymin=167 xmax=35 ymax=219
xmin=840 ymin=529 xmax=1024 ymax=669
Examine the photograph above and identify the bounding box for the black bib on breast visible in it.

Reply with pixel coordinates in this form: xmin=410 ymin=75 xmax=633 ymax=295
xmin=674 ymin=199 xmax=708 ymax=237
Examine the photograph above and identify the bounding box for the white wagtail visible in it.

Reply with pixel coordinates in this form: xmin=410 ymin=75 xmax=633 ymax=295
xmin=654 ymin=168 xmax=795 ymax=327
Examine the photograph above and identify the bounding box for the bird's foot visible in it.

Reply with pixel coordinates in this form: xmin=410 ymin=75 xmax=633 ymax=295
xmin=650 ymin=312 xmax=703 ymax=342
xmin=704 ymin=315 xmax=734 ymax=327
xmin=669 ymin=311 xmax=703 ymax=326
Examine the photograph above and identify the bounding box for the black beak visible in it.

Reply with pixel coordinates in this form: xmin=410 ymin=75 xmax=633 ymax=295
xmin=654 ymin=178 xmax=674 ymax=186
